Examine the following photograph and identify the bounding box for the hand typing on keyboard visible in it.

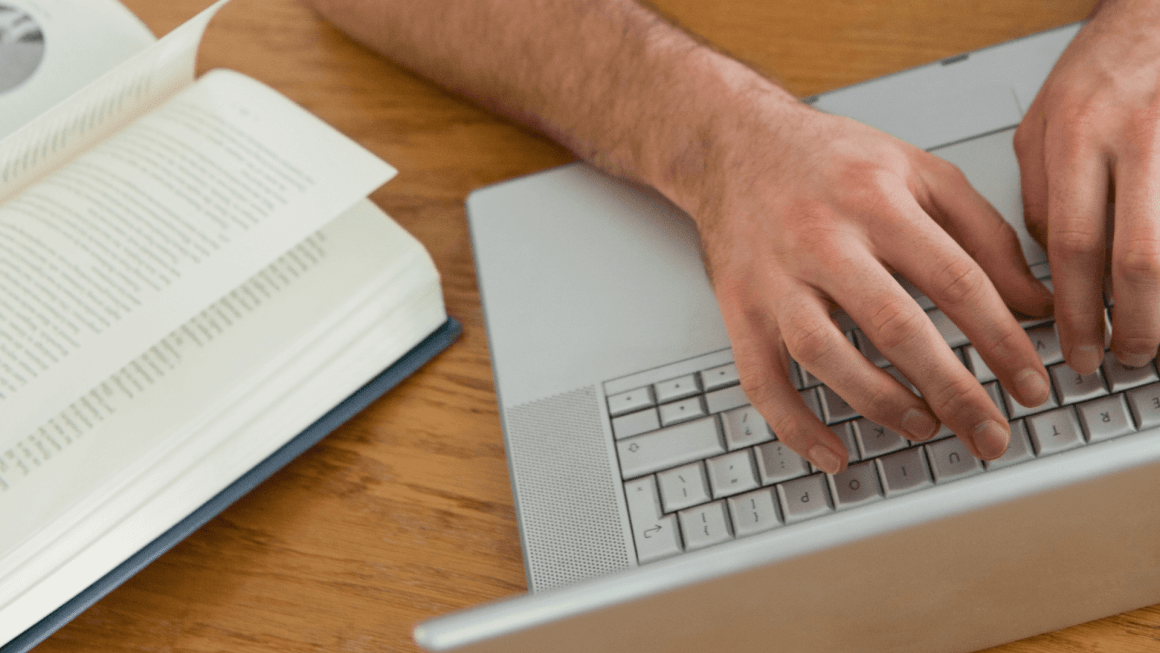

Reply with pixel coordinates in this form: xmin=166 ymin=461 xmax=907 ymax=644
xmin=1013 ymin=0 xmax=1160 ymax=377
xmin=302 ymin=0 xmax=1160 ymax=474
xmin=673 ymin=98 xmax=1055 ymax=473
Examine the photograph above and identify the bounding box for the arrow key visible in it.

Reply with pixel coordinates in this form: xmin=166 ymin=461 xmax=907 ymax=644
xmin=624 ymin=476 xmax=683 ymax=563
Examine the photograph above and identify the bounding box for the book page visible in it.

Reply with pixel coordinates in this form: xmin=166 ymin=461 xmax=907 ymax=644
xmin=0 ymin=200 xmax=445 ymax=644
xmin=0 ymin=69 xmax=397 ymax=450
xmin=0 ymin=0 xmax=156 ymax=139
xmin=0 ymin=0 xmax=229 ymax=203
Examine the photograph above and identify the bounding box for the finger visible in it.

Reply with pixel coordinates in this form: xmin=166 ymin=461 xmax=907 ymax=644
xmin=1109 ymin=146 xmax=1160 ymax=367
xmin=1015 ymin=102 xmax=1051 ymax=251
xmin=831 ymin=245 xmax=1013 ymax=460
xmin=775 ymin=289 xmax=940 ymax=444
xmin=1045 ymin=131 xmax=1110 ymax=375
xmin=870 ymin=191 xmax=1051 ymax=413
xmin=920 ymin=156 xmax=1053 ymax=318
xmin=722 ymin=298 xmax=849 ymax=474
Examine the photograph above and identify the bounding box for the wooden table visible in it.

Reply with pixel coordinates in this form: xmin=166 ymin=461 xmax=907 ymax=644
xmin=34 ymin=0 xmax=1160 ymax=651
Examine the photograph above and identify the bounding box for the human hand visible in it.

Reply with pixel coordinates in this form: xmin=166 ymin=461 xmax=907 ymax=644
xmin=679 ymin=95 xmax=1053 ymax=474
xmin=1014 ymin=0 xmax=1160 ymax=374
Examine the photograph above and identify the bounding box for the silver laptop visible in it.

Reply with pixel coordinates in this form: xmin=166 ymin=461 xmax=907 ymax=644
xmin=415 ymin=23 xmax=1160 ymax=653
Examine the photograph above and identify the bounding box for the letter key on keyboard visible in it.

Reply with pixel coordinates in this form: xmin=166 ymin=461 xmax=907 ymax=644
xmin=875 ymin=447 xmax=933 ymax=496
xmin=1026 ymin=407 xmax=1085 ymax=455
xmin=777 ymin=474 xmax=834 ymax=523
xmin=1076 ymin=395 xmax=1135 ymax=442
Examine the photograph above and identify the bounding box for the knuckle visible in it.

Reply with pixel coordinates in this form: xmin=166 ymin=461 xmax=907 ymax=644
xmin=931 ymin=256 xmax=986 ymax=307
xmin=980 ymin=325 xmax=1030 ymax=362
xmin=932 ymin=157 xmax=969 ymax=186
xmin=783 ymin=319 xmax=838 ymax=368
xmin=1058 ymin=104 xmax=1102 ymax=141
xmin=1115 ymin=240 xmax=1160 ymax=287
xmin=1059 ymin=307 xmax=1107 ymax=336
xmin=837 ymin=165 xmax=903 ymax=215
xmin=737 ymin=366 xmax=779 ymax=413
xmin=1124 ymin=107 xmax=1160 ymax=154
xmin=1050 ymin=225 xmax=1103 ymax=260
xmin=926 ymin=374 xmax=982 ymax=420
xmin=868 ymin=300 xmax=926 ymax=352
xmin=856 ymin=377 xmax=905 ymax=423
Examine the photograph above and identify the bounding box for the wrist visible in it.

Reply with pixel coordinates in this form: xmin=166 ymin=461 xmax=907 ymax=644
xmin=619 ymin=45 xmax=806 ymax=230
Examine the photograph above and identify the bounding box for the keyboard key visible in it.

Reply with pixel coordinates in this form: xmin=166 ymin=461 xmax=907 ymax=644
xmin=705 ymin=384 xmax=750 ymax=414
xmin=851 ymin=418 xmax=909 ymax=458
xmin=1126 ymin=382 xmax=1160 ymax=430
xmin=1025 ymin=324 xmax=1064 ymax=365
xmin=608 ymin=386 xmax=655 ymax=417
xmin=656 ymin=462 xmax=711 ymax=513
xmin=624 ymin=475 xmax=663 ymax=523
xmin=617 ymin=416 xmax=724 ymax=479
xmin=701 ymin=363 xmax=740 ymax=391
xmin=983 ymin=381 xmax=1007 ymax=418
xmin=963 ymin=345 xmax=997 ymax=383
xmin=797 ymin=363 xmax=822 ymax=389
xmin=1076 ymin=394 xmax=1136 ymax=443
xmin=720 ymin=405 xmax=772 ymax=450
xmin=1025 ymin=406 xmax=1085 ymax=455
xmin=706 ymin=449 xmax=760 ymax=498
xmin=831 ymin=422 xmax=860 ymax=463
xmin=755 ymin=441 xmax=811 ymax=484
xmin=852 ymin=329 xmax=889 ymax=367
xmin=611 ymin=408 xmax=660 ymax=440
xmin=818 ymin=386 xmax=859 ymax=424
xmin=659 ymin=396 xmax=708 ymax=426
xmin=799 ymin=387 xmax=823 ymax=422
xmin=828 ymin=461 xmax=883 ymax=509
xmin=623 ymin=476 xmax=682 ymax=564
xmin=787 ymin=362 xmax=804 ymax=389
xmin=777 ymin=474 xmax=834 ymax=523
xmin=925 ymin=437 xmax=984 ymax=483
xmin=1003 ymin=382 xmax=1059 ymax=419
xmin=727 ymin=488 xmax=782 ymax=537
xmin=875 ymin=447 xmax=933 ymax=496
xmin=925 ymin=308 xmax=969 ymax=349
xmin=654 ymin=374 xmax=701 ymax=403
xmin=679 ymin=501 xmax=733 ymax=551
xmin=1049 ymin=363 xmax=1108 ymax=405
xmin=984 ymin=420 xmax=1036 ymax=470
xmin=1102 ymin=355 xmax=1159 ymax=393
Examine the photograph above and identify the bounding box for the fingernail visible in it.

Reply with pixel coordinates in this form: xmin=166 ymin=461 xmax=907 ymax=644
xmin=809 ymin=445 xmax=844 ymax=475
xmin=901 ymin=408 xmax=938 ymax=441
xmin=1014 ymin=368 xmax=1050 ymax=408
xmin=1115 ymin=349 xmax=1156 ymax=370
xmin=971 ymin=421 xmax=1009 ymax=460
xmin=1069 ymin=345 xmax=1103 ymax=375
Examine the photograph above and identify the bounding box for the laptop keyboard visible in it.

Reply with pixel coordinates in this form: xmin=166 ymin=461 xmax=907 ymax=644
xmin=606 ymin=311 xmax=1160 ymax=564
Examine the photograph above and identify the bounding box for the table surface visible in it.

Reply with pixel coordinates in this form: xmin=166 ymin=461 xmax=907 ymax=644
xmin=33 ymin=0 xmax=1160 ymax=651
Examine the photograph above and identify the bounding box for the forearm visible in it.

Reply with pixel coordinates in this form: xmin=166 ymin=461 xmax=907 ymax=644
xmin=302 ymin=0 xmax=802 ymax=222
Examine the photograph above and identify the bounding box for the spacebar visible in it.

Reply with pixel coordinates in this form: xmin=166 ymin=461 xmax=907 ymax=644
xmin=616 ymin=416 xmax=724 ymax=479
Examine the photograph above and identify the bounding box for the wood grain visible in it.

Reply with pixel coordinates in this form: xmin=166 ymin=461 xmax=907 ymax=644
xmin=30 ymin=0 xmax=1160 ymax=651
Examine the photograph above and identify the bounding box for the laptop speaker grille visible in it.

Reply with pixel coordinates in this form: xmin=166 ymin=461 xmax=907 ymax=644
xmin=505 ymin=386 xmax=631 ymax=592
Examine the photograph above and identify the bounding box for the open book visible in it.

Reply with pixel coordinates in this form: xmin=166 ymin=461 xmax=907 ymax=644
xmin=0 ymin=1 xmax=454 ymax=649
